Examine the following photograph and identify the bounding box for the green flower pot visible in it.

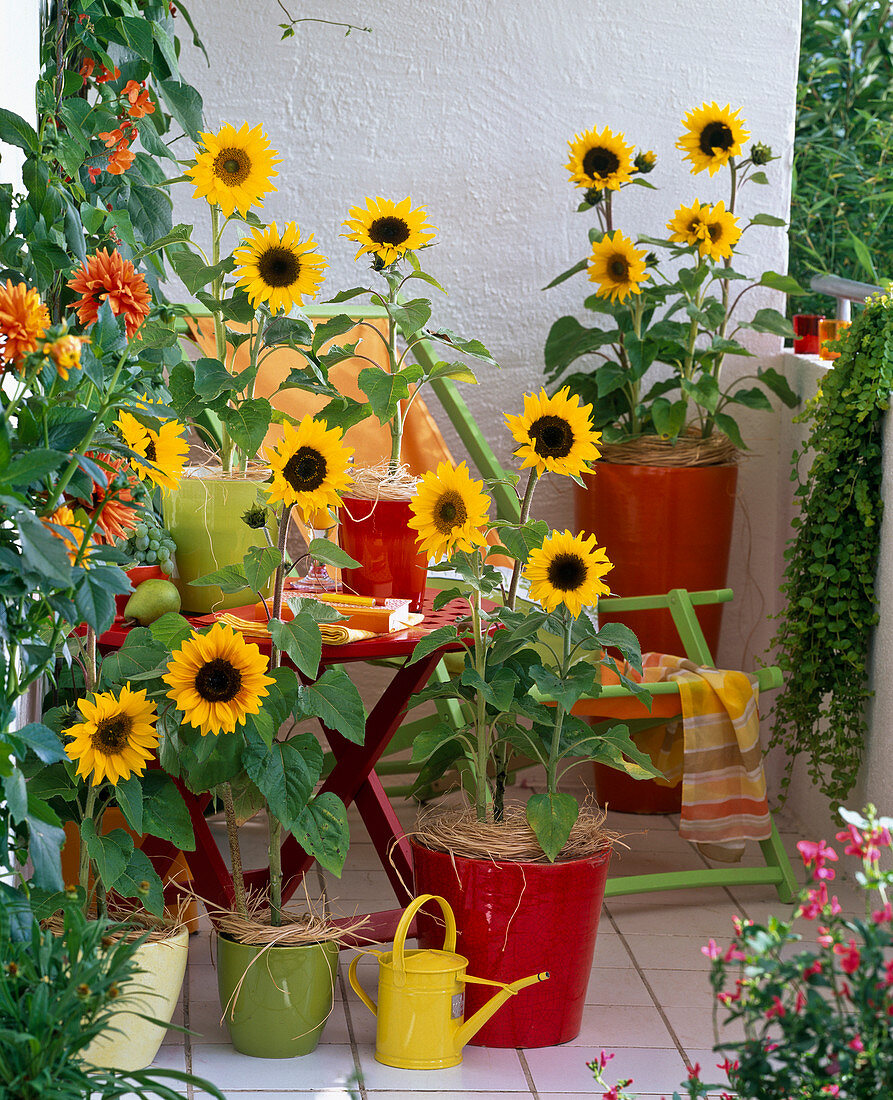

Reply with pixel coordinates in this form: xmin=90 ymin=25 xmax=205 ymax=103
xmin=163 ymin=471 xmax=271 ymax=614
xmin=216 ymin=934 xmax=338 ymax=1058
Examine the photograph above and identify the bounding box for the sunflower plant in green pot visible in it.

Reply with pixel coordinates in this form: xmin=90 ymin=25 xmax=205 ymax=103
xmin=544 ymin=102 xmax=802 ymax=659
xmin=403 ymin=386 xmax=662 ymax=1048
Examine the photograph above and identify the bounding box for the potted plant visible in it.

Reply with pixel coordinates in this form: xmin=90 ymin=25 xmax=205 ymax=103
xmin=403 ymin=388 xmax=662 ymax=1048
xmin=544 ymin=104 xmax=801 ymax=658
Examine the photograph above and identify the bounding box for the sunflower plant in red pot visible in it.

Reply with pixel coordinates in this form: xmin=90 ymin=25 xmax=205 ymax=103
xmin=403 ymin=388 xmax=662 ymax=1049
xmin=544 ymin=103 xmax=802 ymax=659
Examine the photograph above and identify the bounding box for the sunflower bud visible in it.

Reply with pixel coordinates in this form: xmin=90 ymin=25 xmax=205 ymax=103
xmin=645 ymin=251 xmax=659 ymax=268
xmin=583 ymin=187 xmax=604 ymax=207
xmin=751 ymin=142 xmax=773 ymax=166
xmin=6 ymin=962 xmax=18 ymax=977
xmin=634 ymin=150 xmax=657 ymax=174
xmin=108 ymin=983 xmax=120 ymax=999
xmin=241 ymin=504 xmax=268 ymax=530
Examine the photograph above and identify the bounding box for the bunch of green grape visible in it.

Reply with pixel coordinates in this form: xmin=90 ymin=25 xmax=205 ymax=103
xmin=124 ymin=515 xmax=177 ymax=574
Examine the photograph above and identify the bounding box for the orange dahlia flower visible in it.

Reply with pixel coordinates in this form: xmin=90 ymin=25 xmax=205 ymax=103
xmin=44 ymin=333 xmax=86 ymax=380
xmin=0 ymin=280 xmax=50 ymax=366
xmin=67 ymin=249 xmax=151 ymax=339
xmin=83 ymin=453 xmax=141 ymax=543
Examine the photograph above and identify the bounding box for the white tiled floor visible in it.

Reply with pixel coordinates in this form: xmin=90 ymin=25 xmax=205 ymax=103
xmin=144 ymin=790 xmax=863 ymax=1100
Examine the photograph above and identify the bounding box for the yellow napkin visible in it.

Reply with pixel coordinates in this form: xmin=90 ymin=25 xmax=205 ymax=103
xmin=216 ymin=612 xmax=424 ymax=647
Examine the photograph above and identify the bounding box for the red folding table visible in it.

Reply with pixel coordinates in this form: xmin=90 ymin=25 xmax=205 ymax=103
xmin=98 ymin=590 xmax=468 ymax=947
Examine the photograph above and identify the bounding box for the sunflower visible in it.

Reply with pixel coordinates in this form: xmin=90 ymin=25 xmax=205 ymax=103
xmin=505 ymin=387 xmax=601 ymax=479
xmin=64 ymin=684 xmax=158 ymax=786
xmin=43 ymin=504 xmax=94 ymax=566
xmin=666 ymin=200 xmax=711 ymax=249
xmin=342 ymin=196 xmax=436 ymax=266
xmin=233 ymin=221 xmax=327 ymax=314
xmin=408 ymin=461 xmax=490 ymax=560
xmin=524 ymin=530 xmax=613 ymax=618
xmin=187 ymin=121 xmax=280 ymax=217
xmin=266 ymin=415 xmax=353 ymax=518
xmin=587 ymin=230 xmax=649 ymax=303
xmin=698 ymin=200 xmax=742 ymax=261
xmin=0 ymin=280 xmax=50 ymax=366
xmin=67 ymin=249 xmax=151 ymax=339
xmin=82 ymin=453 xmax=140 ymax=544
xmin=116 ymin=410 xmax=189 ymax=493
xmin=677 ymin=102 xmax=750 ymax=176
xmin=163 ymin=622 xmax=275 ymax=736
xmin=565 ymin=125 xmax=635 ymax=192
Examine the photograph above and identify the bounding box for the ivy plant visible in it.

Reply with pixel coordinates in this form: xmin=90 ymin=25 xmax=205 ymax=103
xmin=769 ymin=290 xmax=893 ymax=803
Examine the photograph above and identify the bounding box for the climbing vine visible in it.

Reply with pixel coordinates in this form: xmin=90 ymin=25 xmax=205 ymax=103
xmin=769 ymin=291 xmax=893 ymax=803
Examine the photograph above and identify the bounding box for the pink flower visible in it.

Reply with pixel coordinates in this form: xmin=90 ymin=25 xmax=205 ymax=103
xmin=724 ymin=943 xmax=747 ymax=962
xmin=872 ymin=902 xmax=893 ymax=924
xmin=766 ymin=995 xmax=786 ymax=1019
xmin=836 ymin=823 xmax=892 ymax=862
xmin=797 ymin=839 xmax=839 ymax=880
xmin=849 ymin=1035 xmax=864 ymax=1052
xmin=821 ymin=1087 xmax=840 ymax=1097
xmin=795 ymin=989 xmax=807 ymax=1013
xmin=817 ymin=926 xmax=834 ymax=948
xmin=701 ymin=938 xmax=721 ymax=959
xmin=833 ymin=939 xmax=861 ymax=975
xmin=804 ymin=959 xmax=823 ymax=979
xmin=717 ymin=1057 xmax=739 ymax=1074
xmin=732 ymin=915 xmax=753 ymax=935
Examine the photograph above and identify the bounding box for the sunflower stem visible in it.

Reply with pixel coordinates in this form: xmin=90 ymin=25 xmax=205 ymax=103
xmin=385 ymin=280 xmax=403 ymax=474
xmin=545 ymin=611 xmax=572 ymax=795
xmin=269 ymin=815 xmax=283 ymax=927
xmin=220 ymin=782 xmax=248 ymax=919
xmin=506 ymin=469 xmax=539 ymax=611
xmin=469 ymin=562 xmax=490 ymax=821
xmin=79 ymin=786 xmax=98 ymax=916
xmin=210 ymin=204 xmax=234 ymax=474
xmin=270 ymin=506 xmax=291 ymax=658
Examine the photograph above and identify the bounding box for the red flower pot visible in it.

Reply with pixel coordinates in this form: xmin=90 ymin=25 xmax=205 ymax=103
xmin=115 ymin=564 xmax=165 ymax=617
xmin=338 ymin=496 xmax=427 ymax=613
xmin=411 ymin=839 xmax=611 ymax=1047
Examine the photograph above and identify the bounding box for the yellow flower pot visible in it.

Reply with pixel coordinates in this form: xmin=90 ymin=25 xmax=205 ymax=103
xmin=82 ymin=926 xmax=189 ymax=1072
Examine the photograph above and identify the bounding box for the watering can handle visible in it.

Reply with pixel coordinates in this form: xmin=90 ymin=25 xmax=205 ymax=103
xmin=347 ymin=953 xmax=377 ymax=1016
xmin=393 ymin=894 xmax=457 ymax=976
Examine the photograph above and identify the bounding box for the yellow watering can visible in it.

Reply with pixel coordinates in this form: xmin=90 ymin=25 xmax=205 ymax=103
xmin=348 ymin=893 xmax=549 ymax=1070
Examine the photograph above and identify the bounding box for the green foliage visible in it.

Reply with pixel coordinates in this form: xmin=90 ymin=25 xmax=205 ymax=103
xmin=769 ymin=293 xmax=893 ymax=803
xmin=791 ymin=0 xmax=893 ymax=313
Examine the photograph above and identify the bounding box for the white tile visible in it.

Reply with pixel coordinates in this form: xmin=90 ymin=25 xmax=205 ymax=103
xmin=526 ymin=1044 xmax=688 ymax=1095
xmin=366 ymin=1094 xmax=528 ymax=1099
xmin=191 ymin=1042 xmax=359 ymax=1090
xmin=585 ymin=965 xmax=653 ymax=1005
xmin=617 ymin=933 xmax=715 ymax=971
xmin=607 ymin=895 xmax=745 ymax=937
xmin=195 ymin=1093 xmax=357 ymax=1099
xmin=662 ymin=1005 xmax=745 ymax=1050
xmin=188 ymin=962 xmax=222 ymax=1000
xmin=588 ymin=932 xmax=631 ymax=968
xmin=356 ymin=1044 xmax=529 ymax=1092
xmin=148 ymin=1044 xmax=187 ymax=1072
xmin=569 ymin=1003 xmax=676 ymax=1048
xmin=642 ymin=967 xmax=717 ymax=1008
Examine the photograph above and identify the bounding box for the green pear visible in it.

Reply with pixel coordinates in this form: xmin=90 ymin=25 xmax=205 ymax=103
xmin=123 ymin=578 xmax=181 ymax=626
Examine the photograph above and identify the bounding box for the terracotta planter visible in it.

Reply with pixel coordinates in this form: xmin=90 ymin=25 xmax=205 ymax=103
xmin=216 ymin=934 xmax=338 ymax=1058
xmin=338 ymin=496 xmax=427 ymax=613
xmin=575 ymin=462 xmax=738 ymax=655
xmin=411 ymin=839 xmax=611 ymax=1048
xmin=82 ymin=926 xmax=188 ymax=1071
xmin=163 ymin=470 xmax=272 ymax=614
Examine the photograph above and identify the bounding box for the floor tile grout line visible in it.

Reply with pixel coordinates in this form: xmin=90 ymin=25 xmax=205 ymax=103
xmin=183 ymin=942 xmax=194 ymax=1099
xmin=516 ymin=1047 xmax=540 ymax=1098
xmin=604 ymin=908 xmax=695 ymax=1071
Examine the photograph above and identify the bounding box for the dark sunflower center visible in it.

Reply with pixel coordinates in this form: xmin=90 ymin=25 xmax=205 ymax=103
xmin=529 ymin=414 xmax=574 ymax=458
xmin=547 ymin=552 xmax=588 ymax=592
xmin=708 ymin=222 xmax=723 ymax=242
xmin=582 ymin=146 xmax=620 ymax=179
xmin=93 ymin=714 xmax=132 ymax=755
xmin=258 ymin=246 xmax=301 ymax=288
xmin=283 ymin=446 xmax=326 ymax=492
xmin=368 ymin=216 xmax=410 ymax=248
xmin=195 ymin=658 xmax=242 ymax=703
xmin=144 ymin=439 xmax=157 ymax=463
xmin=213 ymin=147 xmax=251 ymax=185
xmin=699 ymin=121 xmax=734 ymax=156
xmin=433 ymin=490 xmax=467 ymax=534
xmin=608 ymin=256 xmax=630 ymax=281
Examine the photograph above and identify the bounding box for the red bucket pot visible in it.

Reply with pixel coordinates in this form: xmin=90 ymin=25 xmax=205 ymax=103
xmin=411 ymin=839 xmax=612 ymax=1048
xmin=338 ymin=496 xmax=427 ymax=614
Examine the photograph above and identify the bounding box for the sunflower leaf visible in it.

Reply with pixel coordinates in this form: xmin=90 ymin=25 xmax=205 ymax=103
xmin=243 ymin=729 xmax=323 ymax=829
xmin=390 ymin=297 xmax=431 ymax=336
xmin=157 ymin=79 xmax=204 ymax=141
xmin=115 ymin=776 xmax=144 ymax=835
xmin=305 ymin=539 xmax=360 ymax=570
xmin=299 ymin=666 xmax=366 ymax=744
xmin=243 ymin=545 xmax=282 ymax=594
xmin=189 ymin=564 xmax=249 ymax=594
xmin=542 ymin=257 xmax=588 ymax=290
xmin=219 ymin=398 xmax=272 ymax=459
xmin=529 ymin=662 xmax=600 ymax=712
xmin=498 ymin=520 xmax=549 ymax=564
xmin=357 ymin=366 xmax=411 ymax=422
xmin=81 ymin=822 xmax=132 ymax=892
xmin=116 ymin=847 xmax=165 ymax=916
xmin=269 ymin=614 xmax=321 ymax=679
xmin=291 ymin=792 xmax=349 ymax=877
xmin=408 ymin=624 xmax=460 ymax=666
xmin=327 ymin=287 xmax=373 ymax=304
xmin=193 ymin=357 xmax=238 ymax=400
xmin=424 ymin=360 xmax=478 ymax=385
xmin=263 ymin=315 xmax=313 ymax=348
xmin=311 ymin=314 xmax=358 ymax=354
xmin=525 ymin=792 xmax=579 ymax=863
xmin=424 ymin=330 xmax=497 ymax=366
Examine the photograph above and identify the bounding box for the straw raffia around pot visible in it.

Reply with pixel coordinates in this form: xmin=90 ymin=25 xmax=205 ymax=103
xmin=208 ymin=890 xmax=368 ymax=947
xmin=414 ymin=802 xmax=616 ymax=864
xmin=598 ymin=430 xmax=738 ymax=468
xmin=346 ymin=461 xmax=419 ymax=503
xmin=44 ymin=902 xmax=187 ymax=943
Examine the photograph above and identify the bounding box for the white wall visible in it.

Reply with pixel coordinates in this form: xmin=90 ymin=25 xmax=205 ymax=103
xmin=0 ymin=0 xmax=40 ymax=187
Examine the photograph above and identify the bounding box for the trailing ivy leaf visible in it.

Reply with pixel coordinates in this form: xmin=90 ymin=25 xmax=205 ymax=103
xmin=525 ymin=791 xmax=579 ymax=862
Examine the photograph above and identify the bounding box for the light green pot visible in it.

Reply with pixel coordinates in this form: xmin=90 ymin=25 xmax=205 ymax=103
xmin=217 ymin=934 xmax=339 ymax=1058
xmin=163 ymin=471 xmax=271 ymax=614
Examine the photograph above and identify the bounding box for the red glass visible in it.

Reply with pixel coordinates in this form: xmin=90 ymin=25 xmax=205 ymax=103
xmin=338 ymin=497 xmax=427 ymax=613
xmin=793 ymin=314 xmax=824 ymax=355
xmin=412 ymin=840 xmax=611 ymax=1048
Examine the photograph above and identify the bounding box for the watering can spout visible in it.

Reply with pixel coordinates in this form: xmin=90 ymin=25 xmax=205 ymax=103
xmin=455 ymin=971 xmax=550 ymax=1048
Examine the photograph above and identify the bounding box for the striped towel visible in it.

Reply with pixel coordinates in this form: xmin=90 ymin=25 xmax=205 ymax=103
xmin=610 ymin=653 xmax=771 ymax=861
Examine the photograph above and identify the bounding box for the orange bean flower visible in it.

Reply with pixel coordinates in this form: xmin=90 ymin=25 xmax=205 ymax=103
xmin=67 ymin=249 xmax=151 ymax=339
xmin=123 ymin=80 xmax=154 ymax=119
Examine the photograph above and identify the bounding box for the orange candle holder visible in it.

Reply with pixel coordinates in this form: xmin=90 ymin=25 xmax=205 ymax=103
xmin=819 ymin=318 xmax=850 ymax=361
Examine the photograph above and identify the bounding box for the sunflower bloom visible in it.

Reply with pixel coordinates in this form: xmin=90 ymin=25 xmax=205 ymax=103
xmin=163 ymin=622 xmax=275 ymax=736
xmin=524 ymin=530 xmax=613 ymax=618
xmin=233 ymin=221 xmax=327 ymax=313
xmin=697 ymin=200 xmax=742 ymax=261
xmin=342 ymin=196 xmax=436 ymax=266
xmin=587 ymin=231 xmax=649 ymax=303
xmin=266 ymin=416 xmax=353 ymax=518
xmin=44 ymin=333 xmax=86 ymax=380
xmin=408 ymin=461 xmax=490 ymax=560
xmin=505 ymin=387 xmax=601 ymax=479
xmin=677 ymin=102 xmax=750 ymax=176
xmin=0 ymin=280 xmax=50 ymax=366
xmin=116 ymin=410 xmax=189 ymax=493
xmin=67 ymin=249 xmax=151 ymax=339
xmin=187 ymin=122 xmax=280 ymax=218
xmin=565 ymin=125 xmax=635 ymax=192
xmin=65 ymin=684 xmax=158 ymax=786
xmin=43 ymin=505 xmax=94 ymax=566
